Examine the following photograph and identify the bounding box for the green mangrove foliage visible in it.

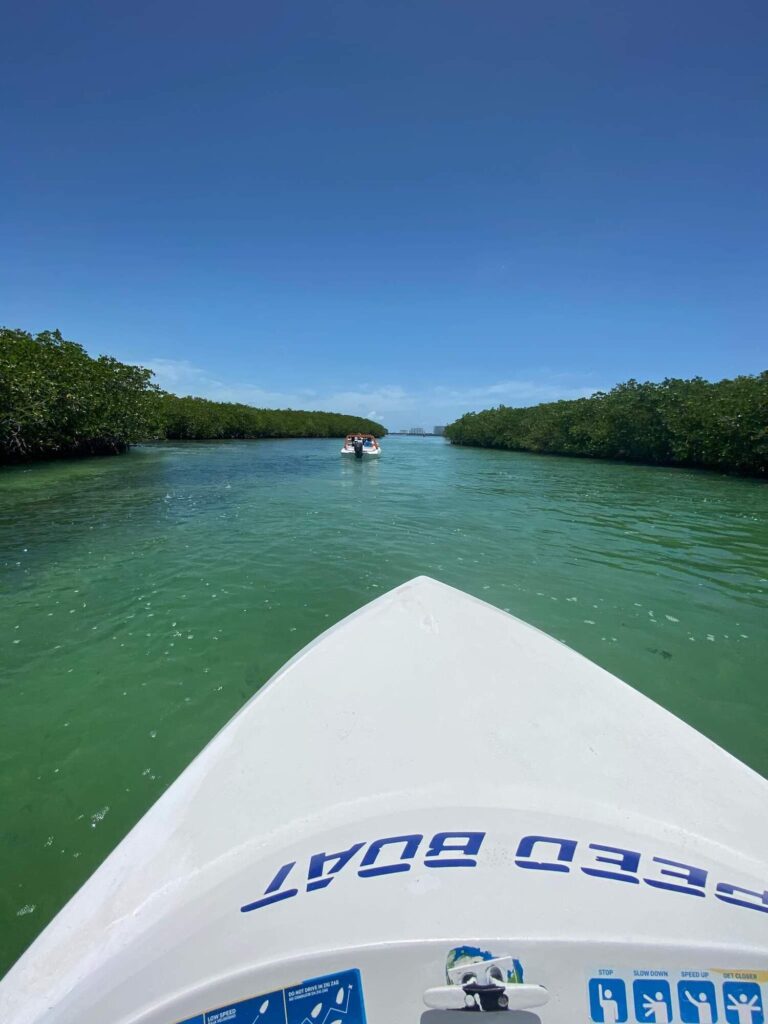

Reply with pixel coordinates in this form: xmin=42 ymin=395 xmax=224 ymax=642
xmin=444 ymin=374 xmax=768 ymax=476
xmin=160 ymin=394 xmax=385 ymax=441
xmin=1 ymin=327 xmax=386 ymax=463
xmin=1 ymin=327 xmax=161 ymax=462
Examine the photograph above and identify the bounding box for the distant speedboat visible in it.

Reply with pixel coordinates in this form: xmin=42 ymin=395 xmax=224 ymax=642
xmin=340 ymin=433 xmax=381 ymax=457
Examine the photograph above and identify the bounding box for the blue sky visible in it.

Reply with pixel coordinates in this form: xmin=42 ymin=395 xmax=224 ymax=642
xmin=3 ymin=0 xmax=766 ymax=429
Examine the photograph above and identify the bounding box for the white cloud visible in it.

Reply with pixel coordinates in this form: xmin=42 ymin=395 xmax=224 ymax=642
xmin=134 ymin=357 xmax=600 ymax=430
xmin=139 ymin=358 xmax=304 ymax=408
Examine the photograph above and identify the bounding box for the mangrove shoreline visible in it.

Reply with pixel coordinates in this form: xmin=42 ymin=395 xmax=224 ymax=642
xmin=1 ymin=328 xmax=385 ymax=464
xmin=444 ymin=374 xmax=767 ymax=478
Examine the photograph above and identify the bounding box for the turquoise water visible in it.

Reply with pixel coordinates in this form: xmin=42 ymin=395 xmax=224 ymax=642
xmin=1 ymin=437 xmax=766 ymax=974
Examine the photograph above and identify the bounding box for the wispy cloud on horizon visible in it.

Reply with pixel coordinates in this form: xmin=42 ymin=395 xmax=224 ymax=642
xmin=135 ymin=357 xmax=603 ymax=430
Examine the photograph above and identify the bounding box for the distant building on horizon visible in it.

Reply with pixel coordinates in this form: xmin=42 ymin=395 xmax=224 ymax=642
xmin=408 ymin=426 xmax=425 ymax=435
xmin=433 ymin=425 xmax=446 ymax=436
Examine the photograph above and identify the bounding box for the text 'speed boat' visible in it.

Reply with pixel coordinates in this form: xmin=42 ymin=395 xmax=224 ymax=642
xmin=1 ymin=577 xmax=766 ymax=1023
xmin=340 ymin=433 xmax=381 ymax=457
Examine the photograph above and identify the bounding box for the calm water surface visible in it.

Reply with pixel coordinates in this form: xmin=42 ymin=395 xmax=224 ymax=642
xmin=1 ymin=437 xmax=767 ymax=972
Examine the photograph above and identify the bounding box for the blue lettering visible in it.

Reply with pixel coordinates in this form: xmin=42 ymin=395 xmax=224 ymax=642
xmin=582 ymin=843 xmax=640 ymax=883
xmin=715 ymin=882 xmax=768 ymax=913
xmin=644 ymin=857 xmax=706 ymax=896
xmin=241 ymin=861 xmax=298 ymax=912
xmin=239 ymin=829 xmax=768 ymax=919
xmin=307 ymin=842 xmax=365 ymax=890
xmin=515 ymin=835 xmax=577 ymax=872
xmin=358 ymin=834 xmax=422 ymax=877
xmin=424 ymin=831 xmax=485 ymax=868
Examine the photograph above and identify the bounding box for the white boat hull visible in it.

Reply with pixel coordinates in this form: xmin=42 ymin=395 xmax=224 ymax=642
xmin=2 ymin=577 xmax=766 ymax=1023
xmin=340 ymin=446 xmax=381 ymax=456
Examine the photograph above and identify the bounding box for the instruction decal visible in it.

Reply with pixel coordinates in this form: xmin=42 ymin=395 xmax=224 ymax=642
xmin=173 ymin=969 xmax=365 ymax=1024
xmin=588 ymin=970 xmax=766 ymax=1024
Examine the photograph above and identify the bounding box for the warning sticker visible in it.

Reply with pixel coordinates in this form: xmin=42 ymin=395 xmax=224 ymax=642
xmin=285 ymin=970 xmax=365 ymax=1024
xmin=174 ymin=969 xmax=365 ymax=1024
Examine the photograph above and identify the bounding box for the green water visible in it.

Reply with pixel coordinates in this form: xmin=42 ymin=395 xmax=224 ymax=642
xmin=1 ymin=437 xmax=767 ymax=973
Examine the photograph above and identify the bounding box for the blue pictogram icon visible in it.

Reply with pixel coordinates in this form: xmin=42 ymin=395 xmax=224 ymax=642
xmin=678 ymin=981 xmax=718 ymax=1023
xmin=589 ymin=978 xmax=628 ymax=1023
xmin=723 ymin=983 xmax=763 ymax=1024
xmin=634 ymin=979 xmax=673 ymax=1023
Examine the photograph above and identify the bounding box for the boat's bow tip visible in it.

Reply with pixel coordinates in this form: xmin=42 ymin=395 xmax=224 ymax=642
xmin=387 ymin=574 xmax=456 ymax=601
